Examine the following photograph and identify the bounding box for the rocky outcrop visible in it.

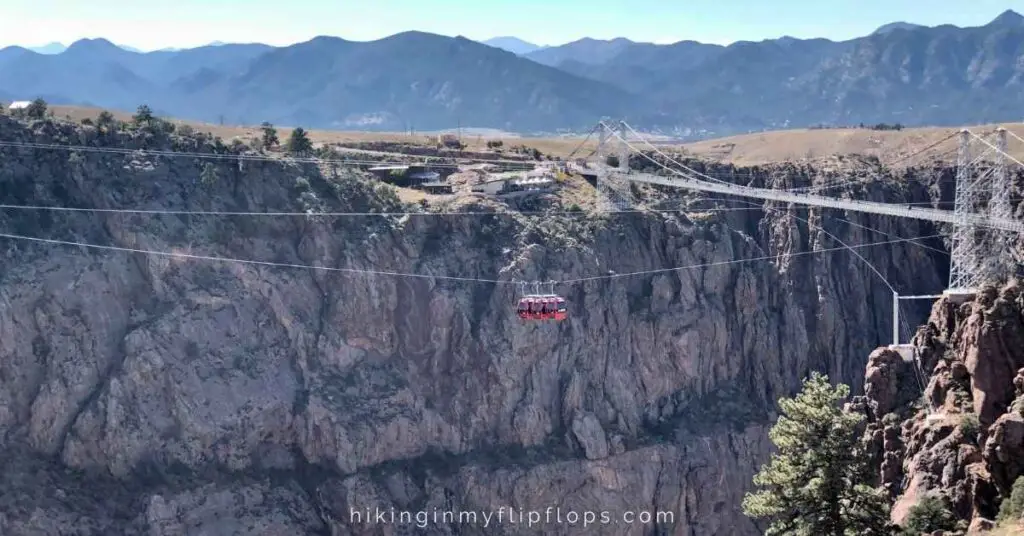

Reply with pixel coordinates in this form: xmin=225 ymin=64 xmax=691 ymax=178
xmin=853 ymin=282 xmax=1024 ymax=532
xmin=0 ymin=115 xmax=951 ymax=534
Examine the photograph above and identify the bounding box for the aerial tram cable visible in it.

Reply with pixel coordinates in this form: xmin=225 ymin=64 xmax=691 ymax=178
xmin=0 ymin=200 xmax=778 ymax=218
xmin=0 ymin=228 xmax=946 ymax=297
xmin=0 ymin=129 xmax=975 ymax=326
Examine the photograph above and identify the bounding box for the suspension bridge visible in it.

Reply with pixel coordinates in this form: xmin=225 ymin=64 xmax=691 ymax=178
xmin=558 ymin=120 xmax=1024 ymax=356
xmin=578 ymin=120 xmax=1022 ymax=301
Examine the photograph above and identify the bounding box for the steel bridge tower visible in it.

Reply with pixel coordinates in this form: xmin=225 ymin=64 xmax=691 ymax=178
xmin=947 ymin=128 xmax=1015 ymax=298
xmin=592 ymin=121 xmax=632 ymax=211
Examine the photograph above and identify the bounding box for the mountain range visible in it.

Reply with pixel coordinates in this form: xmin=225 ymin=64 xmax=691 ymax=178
xmin=2 ymin=9 xmax=1023 ymax=137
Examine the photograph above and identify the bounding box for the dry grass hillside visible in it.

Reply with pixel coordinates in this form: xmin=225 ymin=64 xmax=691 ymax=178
xmin=42 ymin=104 xmax=1024 ymax=166
xmin=46 ymin=105 xmax=599 ymax=159
xmin=674 ymin=124 xmax=1024 ymax=167
xmin=988 ymin=523 xmax=1024 ymax=536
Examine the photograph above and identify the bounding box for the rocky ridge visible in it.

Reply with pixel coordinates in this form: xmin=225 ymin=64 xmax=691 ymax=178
xmin=0 ymin=114 xmax=952 ymax=534
xmin=851 ymin=282 xmax=1024 ymax=533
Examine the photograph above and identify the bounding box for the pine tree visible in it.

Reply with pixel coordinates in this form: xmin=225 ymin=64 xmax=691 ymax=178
xmin=260 ymin=122 xmax=279 ymax=148
xmin=286 ymin=127 xmax=313 ymax=155
xmin=26 ymin=98 xmax=48 ymax=120
xmin=742 ymin=372 xmax=893 ymax=536
xmin=96 ymin=111 xmax=117 ymax=131
xmin=133 ymin=104 xmax=155 ymax=126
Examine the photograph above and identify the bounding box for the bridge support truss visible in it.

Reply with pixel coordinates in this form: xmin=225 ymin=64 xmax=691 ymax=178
xmin=947 ymin=128 xmax=1014 ymax=296
xmin=593 ymin=120 xmax=633 ymax=211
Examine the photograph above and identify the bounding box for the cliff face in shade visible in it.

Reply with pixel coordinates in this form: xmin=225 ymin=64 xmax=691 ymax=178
xmin=0 ymin=115 xmax=951 ymax=535
xmin=850 ymin=282 xmax=1024 ymax=533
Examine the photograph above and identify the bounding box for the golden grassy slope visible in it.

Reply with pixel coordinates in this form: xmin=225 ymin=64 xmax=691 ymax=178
xmin=45 ymin=104 xmax=1024 ymax=166
xmin=987 ymin=523 xmax=1024 ymax=536
xmin=47 ymin=105 xmax=600 ymax=159
xmin=675 ymin=124 xmax=1024 ymax=167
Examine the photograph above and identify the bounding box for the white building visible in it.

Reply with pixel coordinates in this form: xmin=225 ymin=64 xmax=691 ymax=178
xmin=7 ymin=101 xmax=31 ymax=110
xmin=471 ymin=175 xmax=555 ymax=197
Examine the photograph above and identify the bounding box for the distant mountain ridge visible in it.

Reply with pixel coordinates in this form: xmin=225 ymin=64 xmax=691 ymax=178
xmin=2 ymin=10 xmax=1023 ymax=137
xmin=482 ymin=37 xmax=546 ymax=55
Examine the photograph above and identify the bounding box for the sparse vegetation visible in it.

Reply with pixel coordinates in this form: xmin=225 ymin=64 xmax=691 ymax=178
xmin=901 ymin=494 xmax=957 ymax=535
xmin=999 ymin=477 xmax=1024 ymax=524
xmin=869 ymin=123 xmax=905 ymax=131
xmin=743 ymin=372 xmax=893 ymax=535
xmin=959 ymin=412 xmax=980 ymax=440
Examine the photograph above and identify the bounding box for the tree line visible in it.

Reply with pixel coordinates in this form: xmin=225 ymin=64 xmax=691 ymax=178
xmin=1 ymin=98 xmax=316 ymax=156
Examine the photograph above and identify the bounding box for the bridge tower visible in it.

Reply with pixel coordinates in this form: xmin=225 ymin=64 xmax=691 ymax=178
xmin=617 ymin=121 xmax=630 ymax=172
xmin=593 ymin=120 xmax=632 ymax=211
xmin=946 ymin=128 xmax=1016 ymax=299
xmin=595 ymin=122 xmax=610 ymax=164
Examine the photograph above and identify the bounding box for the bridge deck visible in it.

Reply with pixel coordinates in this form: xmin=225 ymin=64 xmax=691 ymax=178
xmin=614 ymin=170 xmax=1024 ymax=233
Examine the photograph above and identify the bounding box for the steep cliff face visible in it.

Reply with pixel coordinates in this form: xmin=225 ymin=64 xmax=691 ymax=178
xmin=0 ymin=115 xmax=949 ymax=535
xmin=852 ymin=283 xmax=1024 ymax=533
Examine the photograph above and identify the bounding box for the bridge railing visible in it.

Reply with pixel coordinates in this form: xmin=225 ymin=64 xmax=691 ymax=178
xmin=620 ymin=171 xmax=1023 ymax=233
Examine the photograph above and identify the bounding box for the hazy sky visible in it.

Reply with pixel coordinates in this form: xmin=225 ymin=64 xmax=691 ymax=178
xmin=0 ymin=0 xmax=1017 ymax=51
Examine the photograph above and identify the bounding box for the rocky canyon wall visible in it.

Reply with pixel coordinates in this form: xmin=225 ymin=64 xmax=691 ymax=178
xmin=0 ymin=115 xmax=950 ymax=535
xmin=851 ymin=282 xmax=1024 ymax=533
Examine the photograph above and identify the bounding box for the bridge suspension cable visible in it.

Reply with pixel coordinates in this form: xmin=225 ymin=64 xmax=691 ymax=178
xmin=597 ymin=124 xmax=1024 ymax=234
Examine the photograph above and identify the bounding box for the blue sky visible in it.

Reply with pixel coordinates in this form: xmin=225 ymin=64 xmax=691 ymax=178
xmin=0 ymin=0 xmax=1017 ymax=51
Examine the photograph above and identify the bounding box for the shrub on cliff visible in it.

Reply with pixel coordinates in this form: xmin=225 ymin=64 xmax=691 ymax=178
xmin=999 ymin=477 xmax=1024 ymax=524
xmin=742 ymin=372 xmax=894 ymax=535
xmin=901 ymin=494 xmax=956 ymax=535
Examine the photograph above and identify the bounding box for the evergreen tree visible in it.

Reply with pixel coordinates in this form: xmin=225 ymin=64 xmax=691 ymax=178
xmin=286 ymin=127 xmax=313 ymax=155
xmin=26 ymin=98 xmax=48 ymax=120
xmin=742 ymin=372 xmax=893 ymax=536
xmin=96 ymin=110 xmax=117 ymax=130
xmin=133 ymin=104 xmax=155 ymax=126
xmin=260 ymin=122 xmax=279 ymax=148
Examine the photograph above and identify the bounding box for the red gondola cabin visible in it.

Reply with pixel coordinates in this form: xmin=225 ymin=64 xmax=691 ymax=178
xmin=516 ymin=295 xmax=568 ymax=321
